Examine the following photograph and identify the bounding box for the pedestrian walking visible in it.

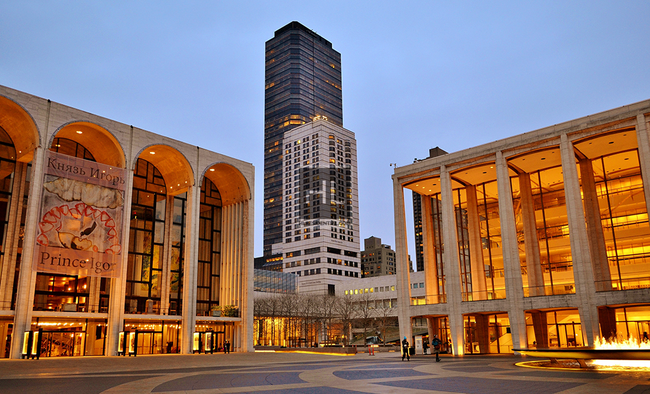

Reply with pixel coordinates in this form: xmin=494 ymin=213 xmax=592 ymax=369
xmin=432 ymin=335 xmax=442 ymax=362
xmin=401 ymin=337 xmax=410 ymax=361
xmin=225 ymin=340 xmax=230 ymax=354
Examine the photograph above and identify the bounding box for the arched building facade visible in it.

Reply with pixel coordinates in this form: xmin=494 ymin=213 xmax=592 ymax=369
xmin=0 ymin=85 xmax=254 ymax=358
xmin=394 ymin=99 xmax=650 ymax=355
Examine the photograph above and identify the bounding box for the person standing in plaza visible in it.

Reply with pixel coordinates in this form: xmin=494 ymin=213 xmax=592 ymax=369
xmin=401 ymin=337 xmax=410 ymax=361
xmin=432 ymin=335 xmax=442 ymax=362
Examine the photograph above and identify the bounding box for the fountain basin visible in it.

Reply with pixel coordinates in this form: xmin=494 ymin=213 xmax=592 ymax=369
xmin=514 ymin=348 xmax=650 ymax=368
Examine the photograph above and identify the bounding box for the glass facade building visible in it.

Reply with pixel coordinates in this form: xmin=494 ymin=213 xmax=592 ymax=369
xmin=394 ymin=100 xmax=650 ymax=355
xmin=264 ymin=21 xmax=343 ymax=256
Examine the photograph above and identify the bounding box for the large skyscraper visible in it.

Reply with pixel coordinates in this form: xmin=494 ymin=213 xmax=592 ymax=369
xmin=264 ymin=21 xmax=343 ymax=256
xmin=280 ymin=119 xmax=361 ymax=294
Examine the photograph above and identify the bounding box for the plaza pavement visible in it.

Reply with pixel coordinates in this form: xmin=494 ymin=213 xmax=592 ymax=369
xmin=1 ymin=351 xmax=649 ymax=393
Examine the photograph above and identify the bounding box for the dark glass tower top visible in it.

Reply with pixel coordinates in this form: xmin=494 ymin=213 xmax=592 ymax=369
xmin=263 ymin=21 xmax=343 ymax=255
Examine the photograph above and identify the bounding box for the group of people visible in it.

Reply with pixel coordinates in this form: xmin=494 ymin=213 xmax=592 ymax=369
xmin=402 ymin=335 xmax=444 ymax=362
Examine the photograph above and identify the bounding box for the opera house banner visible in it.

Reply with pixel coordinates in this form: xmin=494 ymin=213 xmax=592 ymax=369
xmin=34 ymin=151 xmax=126 ymax=278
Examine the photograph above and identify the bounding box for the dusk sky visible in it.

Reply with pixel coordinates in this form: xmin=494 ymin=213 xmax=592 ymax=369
xmin=3 ymin=1 xmax=649 ymax=264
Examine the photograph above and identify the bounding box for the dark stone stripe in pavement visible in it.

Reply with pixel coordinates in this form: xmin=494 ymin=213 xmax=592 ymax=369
xmin=499 ymin=370 xmax=610 ymax=379
xmin=152 ymin=372 xmax=303 ymax=392
xmin=334 ymin=369 xmax=432 ymax=380
xmin=74 ymin=365 xmax=243 ymax=376
xmin=624 ymin=385 xmax=650 ymax=394
xmin=442 ymin=366 xmax=509 ymax=373
xmin=0 ymin=375 xmax=157 ymax=394
xmin=260 ymin=387 xmax=373 ymax=394
xmin=376 ymin=376 xmax=584 ymax=393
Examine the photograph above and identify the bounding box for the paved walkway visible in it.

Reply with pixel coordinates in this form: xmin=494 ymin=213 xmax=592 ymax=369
xmin=1 ymin=352 xmax=649 ymax=393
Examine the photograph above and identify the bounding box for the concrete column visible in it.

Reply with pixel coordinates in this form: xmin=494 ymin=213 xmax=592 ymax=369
xmin=531 ymin=310 xmax=548 ymax=347
xmin=578 ymin=158 xmax=611 ymax=291
xmin=160 ymin=195 xmax=174 ymax=315
xmin=242 ymin=197 xmax=255 ymax=352
xmin=560 ymin=133 xmax=599 ymax=346
xmin=393 ymin=174 xmax=412 ymax=344
xmin=636 ymin=114 xmax=650 ymax=216
xmin=466 ymin=185 xmax=487 ymax=300
xmin=519 ymin=172 xmax=544 ymax=296
xmin=495 ymin=151 xmax=527 ymax=351
xmin=421 ymin=195 xmax=440 ymax=302
xmin=10 ymin=147 xmax=46 ymax=359
xmin=427 ymin=317 xmax=438 ymax=342
xmin=476 ymin=314 xmax=490 ymax=353
xmin=440 ymin=165 xmax=464 ymax=355
xmin=106 ymin=169 xmax=133 ymax=356
xmin=598 ymin=307 xmax=617 ymax=340
xmin=181 ymin=184 xmax=200 ymax=354
xmin=0 ymin=162 xmax=27 ymax=309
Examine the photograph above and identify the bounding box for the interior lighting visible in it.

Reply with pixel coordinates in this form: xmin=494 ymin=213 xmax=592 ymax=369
xmin=76 ymin=130 xmax=83 ymax=134
xmin=210 ymin=168 xmax=215 ymax=172
xmin=149 ymin=151 xmax=156 ymax=155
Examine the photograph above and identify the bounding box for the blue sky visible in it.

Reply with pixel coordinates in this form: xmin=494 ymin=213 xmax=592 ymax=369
xmin=2 ymin=1 xmax=649 ymax=264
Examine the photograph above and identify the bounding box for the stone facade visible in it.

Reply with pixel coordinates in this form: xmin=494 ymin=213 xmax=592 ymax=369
xmin=0 ymin=85 xmax=254 ymax=358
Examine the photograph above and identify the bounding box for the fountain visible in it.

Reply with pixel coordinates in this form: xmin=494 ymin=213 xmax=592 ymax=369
xmin=514 ymin=337 xmax=650 ymax=370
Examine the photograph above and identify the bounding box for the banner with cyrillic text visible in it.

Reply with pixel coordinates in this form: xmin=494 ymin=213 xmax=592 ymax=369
xmin=33 ymin=150 xmax=126 ymax=278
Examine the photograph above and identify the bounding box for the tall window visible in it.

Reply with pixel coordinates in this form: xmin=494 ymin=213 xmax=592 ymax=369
xmin=429 ymin=194 xmax=446 ymax=298
xmin=125 ymin=158 xmax=166 ymax=314
xmin=512 ymin=166 xmax=575 ymax=296
xmin=593 ymin=150 xmax=650 ymax=290
xmin=0 ymin=127 xmax=17 ymax=309
xmin=196 ymin=177 xmax=222 ymax=315
xmin=169 ymin=193 xmax=186 ymax=315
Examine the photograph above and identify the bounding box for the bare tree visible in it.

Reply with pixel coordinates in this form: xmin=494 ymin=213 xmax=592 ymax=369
xmin=374 ymin=298 xmax=398 ymax=345
xmin=356 ymin=290 xmax=377 ymax=344
xmin=335 ymin=294 xmax=357 ymax=346
xmin=318 ymin=294 xmax=339 ymax=344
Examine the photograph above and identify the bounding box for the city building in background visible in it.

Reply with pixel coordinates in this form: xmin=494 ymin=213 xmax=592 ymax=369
xmin=412 ymin=147 xmax=448 ymax=272
xmin=360 ymin=236 xmax=396 ymax=277
xmin=280 ymin=119 xmax=361 ymax=294
xmin=393 ymin=100 xmax=650 ymax=355
xmin=0 ymin=85 xmax=254 ymax=358
xmin=263 ymin=21 xmax=343 ymax=257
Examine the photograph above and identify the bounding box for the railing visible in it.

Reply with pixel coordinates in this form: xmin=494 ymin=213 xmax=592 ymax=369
xmin=411 ymin=294 xmax=447 ymax=305
xmin=595 ymin=278 xmax=650 ymax=292
xmin=523 ymin=284 xmax=575 ymax=297
xmin=461 ymin=290 xmax=506 ymax=302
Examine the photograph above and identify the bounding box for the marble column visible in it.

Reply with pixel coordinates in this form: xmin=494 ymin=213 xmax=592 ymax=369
xmin=495 ymin=151 xmax=527 ymax=351
xmin=181 ymin=184 xmax=200 ymax=354
xmin=421 ymin=195 xmax=440 ymax=303
xmin=518 ymin=172 xmax=544 ymax=296
xmin=578 ymin=158 xmax=611 ymax=291
xmin=10 ymin=147 xmax=46 ymax=359
xmin=106 ymin=169 xmax=133 ymax=356
xmin=466 ymin=185 xmax=487 ymax=300
xmin=393 ymin=174 xmax=413 ymax=344
xmin=0 ymin=162 xmax=27 ymax=309
xmin=560 ymin=133 xmax=599 ymax=346
xmin=636 ymin=114 xmax=650 ymax=216
xmin=440 ymin=165 xmax=464 ymax=355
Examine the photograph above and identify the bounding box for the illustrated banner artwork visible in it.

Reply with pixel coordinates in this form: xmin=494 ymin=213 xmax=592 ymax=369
xmin=33 ymin=150 xmax=126 ymax=278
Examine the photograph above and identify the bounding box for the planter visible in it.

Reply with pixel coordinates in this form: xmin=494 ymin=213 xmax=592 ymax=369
xmin=211 ymin=310 xmax=221 ymax=317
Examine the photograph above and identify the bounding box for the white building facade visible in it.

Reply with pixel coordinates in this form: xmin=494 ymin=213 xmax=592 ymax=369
xmin=279 ymin=119 xmax=361 ymax=294
xmin=0 ymin=85 xmax=254 ymax=358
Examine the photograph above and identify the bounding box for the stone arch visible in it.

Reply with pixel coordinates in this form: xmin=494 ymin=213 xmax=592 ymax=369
xmin=135 ymin=144 xmax=194 ymax=195
xmin=0 ymin=95 xmax=40 ymax=162
xmin=201 ymin=162 xmax=251 ymax=205
xmin=50 ymin=121 xmax=125 ymax=168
